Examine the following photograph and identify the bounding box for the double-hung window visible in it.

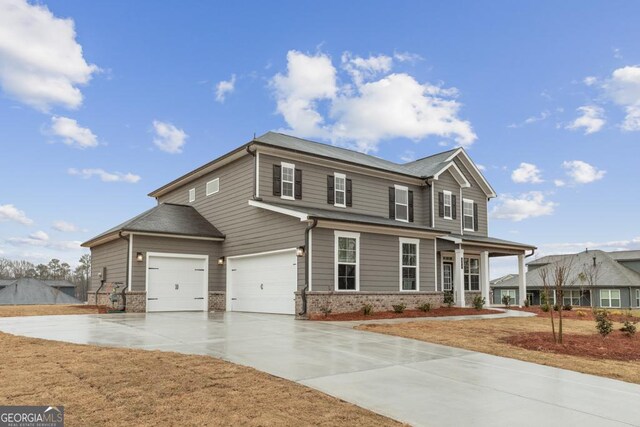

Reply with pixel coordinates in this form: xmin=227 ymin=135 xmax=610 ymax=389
xmin=501 ymin=289 xmax=516 ymax=304
xmin=334 ymin=173 xmax=346 ymax=207
xmin=443 ymin=190 xmax=452 ymax=219
xmin=600 ymin=289 xmax=621 ymax=308
xmin=281 ymin=162 xmax=295 ymax=200
xmin=335 ymin=231 xmax=359 ymax=291
xmin=188 ymin=188 xmax=195 ymax=203
xmin=463 ymin=199 xmax=474 ymax=231
xmin=464 ymin=257 xmax=480 ymax=291
xmin=395 ymin=185 xmax=409 ymax=222
xmin=206 ymin=178 xmax=220 ymax=196
xmin=400 ymin=238 xmax=419 ymax=291
xmin=563 ymin=289 xmax=581 ymax=306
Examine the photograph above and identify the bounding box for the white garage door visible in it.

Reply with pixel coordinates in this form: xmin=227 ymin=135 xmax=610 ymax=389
xmin=147 ymin=254 xmax=208 ymax=312
xmin=228 ymin=250 xmax=297 ymax=315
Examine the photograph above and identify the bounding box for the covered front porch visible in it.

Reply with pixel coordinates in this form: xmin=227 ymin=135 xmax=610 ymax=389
xmin=437 ymin=235 xmax=536 ymax=308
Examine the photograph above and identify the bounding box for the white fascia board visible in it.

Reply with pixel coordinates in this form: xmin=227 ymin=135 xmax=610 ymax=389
xmin=433 ymin=162 xmax=471 ymax=188
xmin=445 ymin=148 xmax=497 ymax=198
xmin=248 ymin=199 xmax=309 ymax=221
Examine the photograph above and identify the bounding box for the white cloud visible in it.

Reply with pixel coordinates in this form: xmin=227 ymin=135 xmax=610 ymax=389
xmin=52 ymin=220 xmax=79 ymax=232
xmin=68 ymin=168 xmax=141 ymax=183
xmin=0 ymin=204 xmax=33 ymax=225
xmin=603 ymin=66 xmax=640 ymax=131
xmin=490 ymin=191 xmax=556 ymax=222
xmin=152 ymin=120 xmax=187 ymax=154
xmin=583 ymin=76 xmax=597 ymax=86
xmin=562 ymin=160 xmax=606 ymax=184
xmin=7 ymin=230 xmax=81 ymax=251
xmin=554 ymin=179 xmax=566 ymax=187
xmin=393 ymin=51 xmax=423 ymax=63
xmin=49 ymin=116 xmax=98 ymax=148
xmin=538 ymin=236 xmax=640 ymax=256
xmin=0 ymin=0 xmax=99 ymax=111
xmin=566 ymin=105 xmax=605 ymax=134
xmin=271 ymin=50 xmax=476 ymax=153
xmin=215 ymin=74 xmax=236 ymax=103
xmin=477 ymin=164 xmax=486 ymax=171
xmin=400 ymin=150 xmax=415 ymax=162
xmin=508 ymin=111 xmax=550 ymax=128
xmin=511 ymin=162 xmax=543 ymax=184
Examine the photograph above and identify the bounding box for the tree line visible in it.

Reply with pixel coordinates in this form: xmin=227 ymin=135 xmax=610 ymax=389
xmin=0 ymin=255 xmax=91 ymax=301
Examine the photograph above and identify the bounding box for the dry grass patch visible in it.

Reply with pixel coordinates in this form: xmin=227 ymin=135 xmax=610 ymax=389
xmin=0 ymin=332 xmax=400 ymax=426
xmin=358 ymin=316 xmax=640 ymax=384
xmin=0 ymin=304 xmax=103 ymax=317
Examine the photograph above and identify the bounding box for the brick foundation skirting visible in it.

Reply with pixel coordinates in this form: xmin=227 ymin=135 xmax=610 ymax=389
xmin=296 ymin=291 xmax=446 ymax=318
xmin=208 ymin=291 xmax=226 ymax=311
xmin=89 ymin=291 xmax=146 ymax=313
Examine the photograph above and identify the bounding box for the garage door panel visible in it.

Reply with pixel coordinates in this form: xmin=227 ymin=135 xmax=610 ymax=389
xmin=147 ymin=255 xmax=207 ymax=312
xmin=229 ymin=250 xmax=297 ymax=315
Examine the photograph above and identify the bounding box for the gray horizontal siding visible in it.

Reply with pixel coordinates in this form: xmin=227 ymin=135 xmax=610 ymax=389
xmin=90 ymin=238 xmax=127 ymax=291
xmin=131 ymin=235 xmax=223 ymax=292
xmin=455 ymin=158 xmax=488 ymax=237
xmin=311 ymin=227 xmax=435 ymax=292
xmin=158 ymin=154 xmax=306 ymax=289
xmin=259 ymin=153 xmax=429 ymax=226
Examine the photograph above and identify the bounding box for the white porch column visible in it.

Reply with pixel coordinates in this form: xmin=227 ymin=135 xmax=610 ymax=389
xmin=518 ymin=253 xmax=526 ymax=307
xmin=480 ymin=251 xmax=490 ymax=305
xmin=454 ymin=248 xmax=465 ymax=307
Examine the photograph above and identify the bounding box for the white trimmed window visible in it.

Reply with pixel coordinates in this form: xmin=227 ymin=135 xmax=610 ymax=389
xmin=464 ymin=257 xmax=480 ymax=291
xmin=395 ymin=185 xmax=409 ymax=222
xmin=334 ymin=173 xmax=346 ymax=207
xmin=463 ymin=199 xmax=474 ymax=231
xmin=563 ymin=290 xmax=581 ymax=306
xmin=335 ymin=231 xmax=359 ymax=291
xmin=600 ymin=289 xmax=621 ymax=308
xmin=400 ymin=238 xmax=419 ymax=291
xmin=443 ymin=190 xmax=452 ymax=219
xmin=206 ymin=178 xmax=220 ymax=196
xmin=501 ymin=289 xmax=516 ymax=304
xmin=636 ymin=289 xmax=640 ymax=307
xmin=281 ymin=162 xmax=295 ymax=200
xmin=542 ymin=290 xmax=556 ymax=305
xmin=188 ymin=188 xmax=195 ymax=203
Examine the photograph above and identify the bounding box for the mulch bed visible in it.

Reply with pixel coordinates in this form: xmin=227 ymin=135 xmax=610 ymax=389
xmin=503 ymin=331 xmax=640 ymax=361
xmin=74 ymin=305 xmax=110 ymax=313
xmin=310 ymin=307 xmax=501 ymax=321
xmin=513 ymin=306 xmax=635 ymax=322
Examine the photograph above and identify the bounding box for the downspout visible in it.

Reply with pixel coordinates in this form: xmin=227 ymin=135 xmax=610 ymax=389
xmin=118 ymin=231 xmax=129 ymax=312
xmin=246 ymin=145 xmax=261 ymax=201
xmin=94 ymin=278 xmax=105 ymax=306
xmin=299 ymin=218 xmax=318 ymax=317
xmin=525 ymin=249 xmax=536 ymax=258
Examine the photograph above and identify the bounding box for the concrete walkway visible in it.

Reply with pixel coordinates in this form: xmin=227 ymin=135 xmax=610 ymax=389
xmin=0 ymin=312 xmax=638 ymax=427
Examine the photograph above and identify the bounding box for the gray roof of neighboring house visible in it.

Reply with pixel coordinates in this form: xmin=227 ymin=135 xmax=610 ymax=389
xmin=43 ymin=280 xmax=76 ymax=288
xmin=490 ymin=274 xmax=519 ymax=285
xmin=448 ymin=234 xmax=537 ymax=250
xmin=607 ymin=250 xmax=640 ymax=261
xmin=0 ymin=278 xmax=81 ymax=305
xmin=0 ymin=279 xmax=14 ymax=288
xmin=492 ymin=250 xmax=640 ymax=288
xmin=254 ymin=132 xmax=460 ymax=179
xmin=82 ymin=203 xmax=224 ymax=247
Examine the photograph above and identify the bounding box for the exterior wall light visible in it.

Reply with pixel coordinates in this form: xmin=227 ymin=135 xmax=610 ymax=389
xmin=217 ymin=256 xmax=225 ymax=266
xmin=136 ymin=252 xmax=144 ymax=262
xmin=296 ymin=246 xmax=306 ymax=257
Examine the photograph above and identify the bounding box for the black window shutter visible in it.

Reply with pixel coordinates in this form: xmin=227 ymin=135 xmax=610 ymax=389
xmin=273 ymin=164 xmax=281 ymax=196
xmin=346 ymin=179 xmax=352 ymax=207
xmin=388 ymin=187 xmax=395 ymax=219
xmin=294 ymin=169 xmax=302 ymax=199
xmin=452 ymin=195 xmax=457 ymax=219
xmin=438 ymin=192 xmax=444 ymax=218
xmin=473 ymin=202 xmax=479 ymax=231
xmin=327 ymin=175 xmax=334 ymax=204
xmin=408 ymin=190 xmax=414 ymax=222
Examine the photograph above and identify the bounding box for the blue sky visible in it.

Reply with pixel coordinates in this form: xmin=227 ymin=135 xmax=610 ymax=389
xmin=0 ymin=0 xmax=639 ymax=276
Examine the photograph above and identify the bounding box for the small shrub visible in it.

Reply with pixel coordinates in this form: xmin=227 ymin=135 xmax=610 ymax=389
xmin=362 ymin=304 xmax=373 ymax=316
xmin=320 ymin=306 xmax=332 ymax=317
xmin=594 ymin=309 xmax=613 ymax=337
xmin=418 ymin=302 xmax=432 ymax=312
xmin=540 ymin=303 xmax=550 ymax=312
xmin=524 ymin=299 xmax=530 ymax=308
xmin=621 ymin=320 xmax=637 ymax=336
xmin=576 ymin=310 xmax=586 ymax=317
xmin=501 ymin=294 xmax=512 ymax=308
xmin=443 ymin=291 xmax=454 ymax=308
xmin=472 ymin=295 xmax=485 ymax=310
xmin=553 ymin=304 xmax=561 ymax=312
xmin=562 ymin=304 xmax=573 ymax=311
xmin=392 ymin=303 xmax=406 ymax=314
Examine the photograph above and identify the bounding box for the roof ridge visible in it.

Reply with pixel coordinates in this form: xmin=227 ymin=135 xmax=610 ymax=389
xmin=403 ymin=148 xmax=459 ymax=165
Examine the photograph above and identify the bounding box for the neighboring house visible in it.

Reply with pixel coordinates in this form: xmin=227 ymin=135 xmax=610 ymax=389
xmin=0 ymin=279 xmax=76 ymax=298
xmin=491 ymin=249 xmax=640 ymax=308
xmin=0 ymin=278 xmax=81 ymax=305
xmin=82 ymin=132 xmax=535 ymax=316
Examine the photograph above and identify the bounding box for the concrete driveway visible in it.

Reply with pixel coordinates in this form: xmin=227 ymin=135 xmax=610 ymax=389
xmin=0 ymin=312 xmax=638 ymax=427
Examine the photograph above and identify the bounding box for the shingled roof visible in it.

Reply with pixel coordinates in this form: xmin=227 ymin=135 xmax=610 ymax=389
xmin=0 ymin=278 xmax=81 ymax=305
xmin=82 ymin=203 xmax=224 ymax=247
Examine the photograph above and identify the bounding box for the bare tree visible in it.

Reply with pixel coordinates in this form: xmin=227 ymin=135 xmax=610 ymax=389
xmin=74 ymin=254 xmax=91 ymax=301
xmin=11 ymin=260 xmax=35 ymax=278
xmin=578 ymin=252 xmax=601 ymax=308
xmin=0 ymin=258 xmax=12 ymax=279
xmin=539 ymin=266 xmax=557 ymax=343
xmin=539 ymin=257 xmax=575 ymax=344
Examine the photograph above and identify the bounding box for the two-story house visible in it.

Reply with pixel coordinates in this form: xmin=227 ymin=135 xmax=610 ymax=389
xmin=82 ymin=132 xmax=535 ymax=317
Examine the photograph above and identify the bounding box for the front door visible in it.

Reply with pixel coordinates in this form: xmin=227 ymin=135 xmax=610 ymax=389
xmin=443 ymin=262 xmax=453 ymax=291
